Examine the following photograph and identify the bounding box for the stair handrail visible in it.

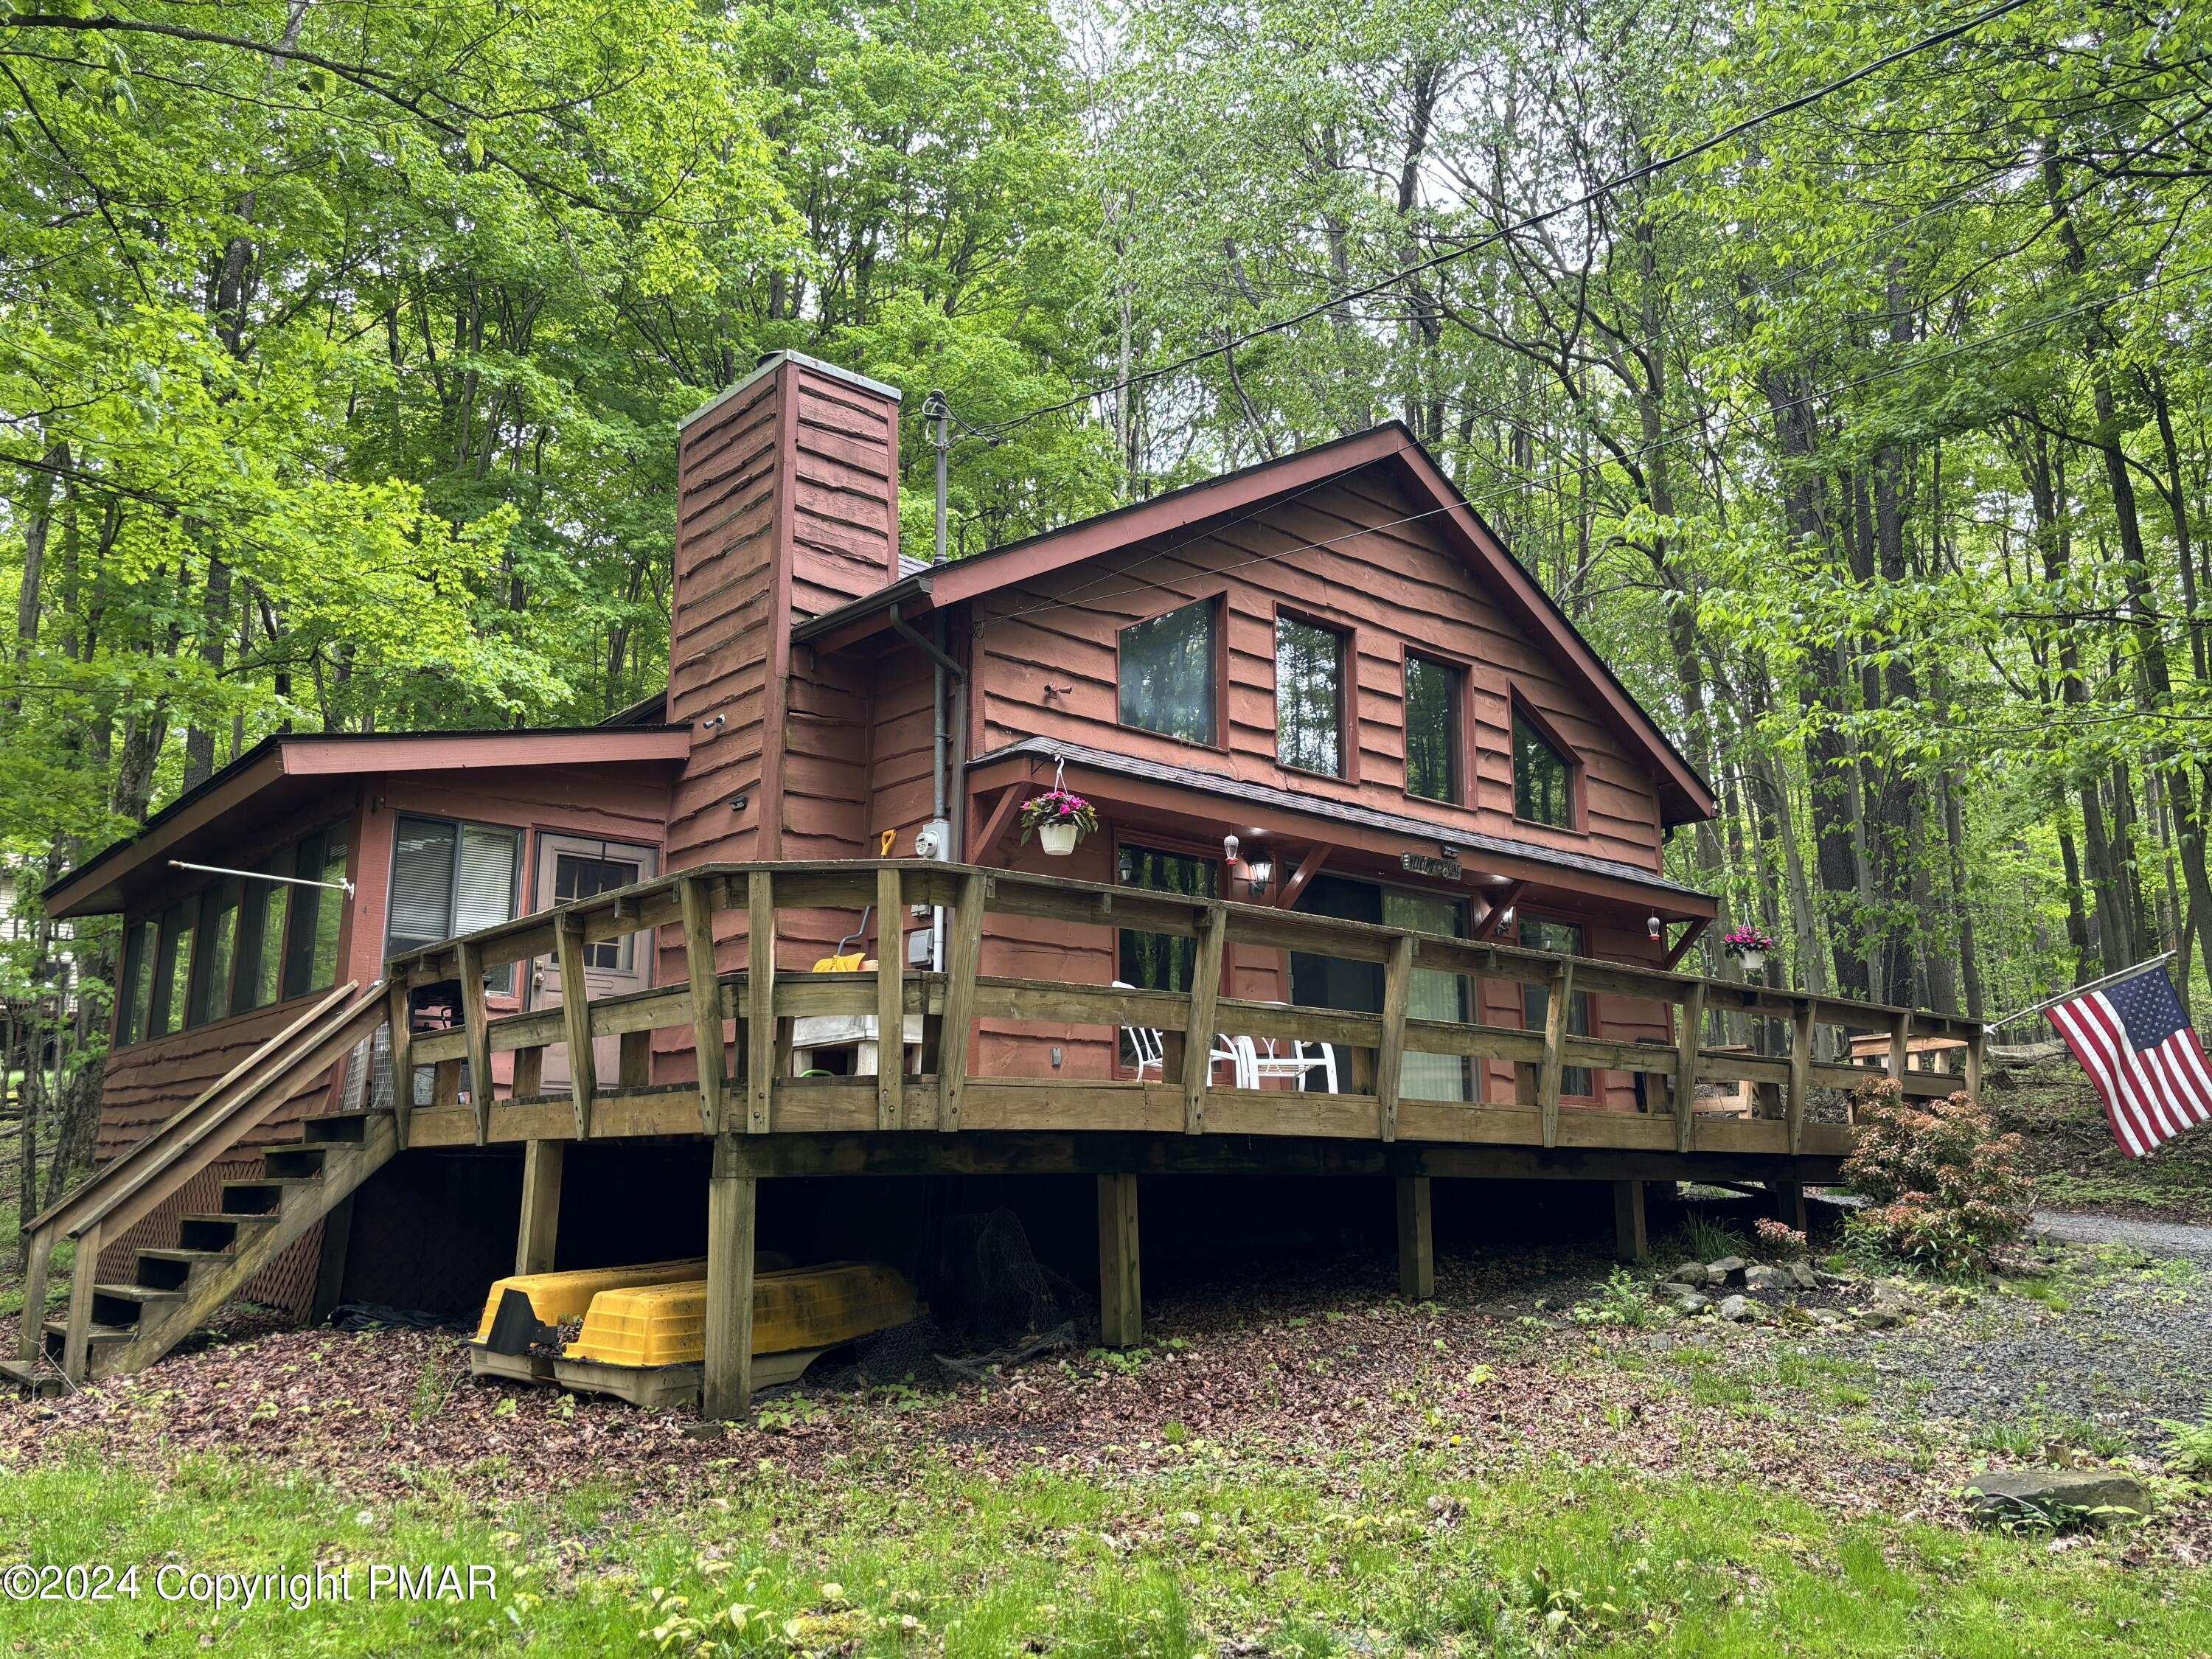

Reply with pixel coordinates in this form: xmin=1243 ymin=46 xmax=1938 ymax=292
xmin=29 ymin=981 xmax=372 ymax=1242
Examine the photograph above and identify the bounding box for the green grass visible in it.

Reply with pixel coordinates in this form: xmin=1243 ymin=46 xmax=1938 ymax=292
xmin=2 ymin=1436 xmax=2205 ymax=1657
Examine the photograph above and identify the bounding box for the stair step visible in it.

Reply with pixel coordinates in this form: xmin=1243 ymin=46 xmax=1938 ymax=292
xmin=219 ymin=1177 xmax=319 ymax=1214
xmin=41 ymin=1318 xmax=131 ymax=1346
xmin=178 ymin=1212 xmax=279 ymax=1252
xmin=93 ymin=1282 xmax=185 ymax=1304
xmin=136 ymin=1246 xmax=233 ymax=1265
xmin=299 ymin=1112 xmax=372 ymax=1145
xmin=0 ymin=1357 xmax=63 ymax=1398
xmin=261 ymin=1145 xmax=333 ymax=1179
xmin=134 ymin=1247 xmax=232 ymax=1292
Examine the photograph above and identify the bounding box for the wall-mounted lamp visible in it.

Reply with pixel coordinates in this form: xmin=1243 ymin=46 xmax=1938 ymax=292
xmin=728 ymin=793 xmax=749 ymax=812
xmin=1648 ymin=914 xmax=1663 ymax=942
xmin=1496 ymin=904 xmax=1516 ymax=931
xmin=700 ymin=713 xmax=726 ymax=730
xmin=1245 ymin=852 xmax=1274 ymax=898
xmin=1222 ymin=834 xmax=1239 ymax=863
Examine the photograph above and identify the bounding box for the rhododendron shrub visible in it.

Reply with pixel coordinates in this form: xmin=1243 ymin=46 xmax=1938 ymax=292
xmin=1841 ymin=1079 xmax=2034 ymax=1270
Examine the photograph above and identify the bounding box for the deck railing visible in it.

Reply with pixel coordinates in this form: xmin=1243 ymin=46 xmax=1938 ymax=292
xmin=381 ymin=860 xmax=1983 ymax=1162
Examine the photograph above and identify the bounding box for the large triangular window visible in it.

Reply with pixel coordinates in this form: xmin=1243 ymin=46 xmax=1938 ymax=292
xmin=1512 ymin=709 xmax=1575 ymax=828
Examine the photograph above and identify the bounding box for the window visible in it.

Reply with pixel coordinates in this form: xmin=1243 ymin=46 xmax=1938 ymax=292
xmin=1276 ymin=616 xmax=1346 ymax=776
xmin=282 ymin=827 xmax=352 ymax=1000
xmin=232 ymin=854 xmax=292 ymax=1015
xmin=1519 ymin=914 xmax=1593 ymax=1097
xmin=116 ymin=919 xmax=156 ymax=1046
xmin=1118 ymin=599 xmax=1217 ymax=745
xmin=186 ymin=878 xmax=243 ymax=1028
xmin=1403 ymin=655 xmax=1461 ymax=804
xmin=554 ymin=852 xmax=642 ymax=970
xmin=147 ymin=900 xmax=195 ymax=1039
xmin=1382 ymin=889 xmax=1472 ymax=1102
xmin=386 ymin=816 xmax=521 ymax=990
xmin=1512 ymin=707 xmax=1574 ymax=827
xmin=1116 ymin=844 xmax=1217 ymax=994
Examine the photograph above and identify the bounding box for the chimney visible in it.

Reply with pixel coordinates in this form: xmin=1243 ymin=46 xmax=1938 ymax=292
xmin=664 ymin=352 xmax=902 ymax=871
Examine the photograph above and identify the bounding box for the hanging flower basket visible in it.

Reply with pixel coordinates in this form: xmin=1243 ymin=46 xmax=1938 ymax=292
xmin=1019 ymin=789 xmax=1099 ymax=857
xmin=1722 ymin=923 xmax=1778 ymax=974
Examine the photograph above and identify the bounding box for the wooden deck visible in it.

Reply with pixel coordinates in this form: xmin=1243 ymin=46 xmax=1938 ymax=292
xmin=387 ymin=858 xmax=1981 ymax=1169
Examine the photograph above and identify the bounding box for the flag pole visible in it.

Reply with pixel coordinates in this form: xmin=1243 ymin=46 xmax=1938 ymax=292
xmin=1986 ymin=950 xmax=2177 ymax=1033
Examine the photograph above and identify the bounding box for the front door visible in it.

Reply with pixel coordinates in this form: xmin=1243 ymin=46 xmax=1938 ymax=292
xmin=1290 ymin=874 xmax=1383 ymax=1091
xmin=531 ymin=834 xmax=659 ymax=1090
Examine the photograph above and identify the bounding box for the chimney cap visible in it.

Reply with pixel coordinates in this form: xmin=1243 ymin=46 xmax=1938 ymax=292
xmin=678 ymin=349 xmax=904 ymax=431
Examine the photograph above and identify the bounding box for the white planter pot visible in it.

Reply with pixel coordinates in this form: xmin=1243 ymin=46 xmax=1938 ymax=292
xmin=1038 ymin=821 xmax=1079 ymax=857
xmin=1733 ymin=948 xmax=1766 ymax=973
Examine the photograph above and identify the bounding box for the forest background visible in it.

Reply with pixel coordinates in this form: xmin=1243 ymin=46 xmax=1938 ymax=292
xmin=1 ymin=0 xmax=2206 ymax=1205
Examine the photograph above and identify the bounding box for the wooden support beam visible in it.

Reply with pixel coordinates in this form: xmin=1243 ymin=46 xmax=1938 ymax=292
xmin=1661 ymin=917 xmax=1711 ymax=971
xmin=702 ymin=1167 xmax=757 ymax=1419
xmin=17 ymin=1225 xmax=52 ymax=1363
xmin=1395 ymin=1175 xmax=1433 ymax=1300
xmin=1472 ymin=880 xmax=1525 ymax=941
xmin=1887 ymin=1012 xmax=1911 ymax=1082
xmin=1376 ymin=933 xmax=1415 ymax=1143
xmin=1964 ymin=1027 xmax=1986 ymax=1099
xmin=1181 ymin=903 xmax=1227 ymax=1135
xmin=386 ymin=981 xmax=415 ymax=1150
xmin=457 ymin=939 xmax=495 ymax=1148
xmin=60 ymin=1220 xmax=100 ymax=1382
xmin=1674 ymin=980 xmax=1706 ymax=1155
xmin=936 ymin=871 xmax=986 ymax=1133
xmin=746 ymin=872 xmax=778 ymax=1135
xmin=1786 ymin=1001 xmax=1813 ymax=1156
xmin=1773 ymin=1176 xmax=1809 ymax=1235
xmin=1096 ymin=1172 xmax=1141 ymax=1347
xmin=512 ymin=1045 xmax=544 ymax=1100
xmin=875 ymin=865 xmax=905 ymax=1130
xmin=1274 ymin=843 xmax=1329 ymax=911
xmin=680 ymin=877 xmax=728 ymax=1136
xmin=310 ymin=1194 xmax=355 ymax=1324
xmin=555 ymin=915 xmax=596 ymax=1140
xmin=966 ymin=785 xmax=1029 ymax=866
xmin=1537 ymin=959 xmax=1573 ymax=1148
xmin=431 ymin=1057 xmax=462 ymax=1107
xmin=1613 ymin=1180 xmax=1649 ymax=1262
xmin=516 ymin=1139 xmax=563 ymax=1276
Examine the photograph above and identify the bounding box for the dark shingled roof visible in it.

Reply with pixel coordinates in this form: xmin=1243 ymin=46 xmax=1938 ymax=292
xmin=970 ymin=735 xmax=1711 ymax=902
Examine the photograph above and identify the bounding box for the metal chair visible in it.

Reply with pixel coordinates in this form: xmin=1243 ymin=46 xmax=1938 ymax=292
xmin=1235 ymin=1034 xmax=1339 ymax=1093
xmin=1115 ymin=982 xmax=1251 ymax=1086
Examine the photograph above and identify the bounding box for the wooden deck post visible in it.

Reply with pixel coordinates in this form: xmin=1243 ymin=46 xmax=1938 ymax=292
xmin=1674 ymin=980 xmax=1706 ymax=1154
xmin=1887 ymin=1012 xmax=1911 ymax=1082
xmin=1376 ymin=934 xmax=1415 ymax=1143
xmin=936 ymin=872 xmax=986 ymax=1133
xmin=1395 ymin=1175 xmax=1433 ymax=1300
xmin=310 ymin=1194 xmax=356 ymax=1324
xmin=1612 ymin=1180 xmax=1649 ymax=1264
xmin=1181 ymin=903 xmax=1226 ymax=1135
xmin=1096 ymin=1173 xmax=1141 ymax=1347
xmin=457 ymin=939 xmax=494 ymax=1147
xmin=703 ymin=1152 xmax=758 ymax=1419
xmin=555 ymin=914 xmax=596 ymax=1140
xmin=516 ymin=1139 xmax=564 ymax=1276
xmin=875 ymin=864 xmax=905 ymax=1130
xmin=746 ymin=872 xmax=778 ymax=1135
xmin=1773 ymin=1177 xmax=1810 ymax=1235
xmin=1538 ymin=959 xmax=1573 ymax=1148
xmin=1786 ymin=1000 xmax=1813 ymax=1156
xmin=386 ymin=981 xmax=416 ymax=1150
xmin=679 ymin=876 xmax=728 ymax=1135
xmin=17 ymin=1223 xmax=52 ymax=1363
xmin=60 ymin=1220 xmax=101 ymax=1382
xmin=1964 ymin=1026 xmax=1987 ymax=1099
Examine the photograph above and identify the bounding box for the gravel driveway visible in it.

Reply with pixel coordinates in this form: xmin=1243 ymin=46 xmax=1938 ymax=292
xmin=2034 ymin=1207 xmax=2212 ymax=1259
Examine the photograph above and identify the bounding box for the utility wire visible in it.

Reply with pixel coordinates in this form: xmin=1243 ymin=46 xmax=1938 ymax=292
xmin=975 ymin=0 xmax=2043 ymax=438
xmin=993 ymin=256 xmax=2212 ymax=623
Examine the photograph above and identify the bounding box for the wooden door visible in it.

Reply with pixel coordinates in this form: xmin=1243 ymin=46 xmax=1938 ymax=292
xmin=530 ymin=834 xmax=658 ymax=1091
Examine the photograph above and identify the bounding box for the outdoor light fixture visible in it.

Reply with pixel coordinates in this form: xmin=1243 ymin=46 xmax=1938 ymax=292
xmin=1648 ymin=914 xmax=1663 ymax=941
xmin=1497 ymin=905 xmax=1516 ymax=930
xmin=1245 ymin=852 xmax=1274 ymax=898
xmin=1223 ymin=834 xmax=1239 ymax=863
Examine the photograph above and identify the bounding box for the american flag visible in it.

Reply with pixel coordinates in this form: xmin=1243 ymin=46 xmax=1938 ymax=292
xmin=2044 ymin=963 xmax=2212 ymax=1158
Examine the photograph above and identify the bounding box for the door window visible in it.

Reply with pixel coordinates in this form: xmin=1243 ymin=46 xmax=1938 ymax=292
xmin=1520 ymin=914 xmax=1593 ymax=1096
xmin=553 ymin=852 xmax=645 ymax=970
xmin=1382 ymin=888 xmax=1472 ymax=1102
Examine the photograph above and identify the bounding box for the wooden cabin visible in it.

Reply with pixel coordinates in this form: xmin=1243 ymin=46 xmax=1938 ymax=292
xmin=21 ymin=352 xmax=1980 ymax=1407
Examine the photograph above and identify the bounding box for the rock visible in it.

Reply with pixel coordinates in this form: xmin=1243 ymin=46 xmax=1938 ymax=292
xmin=1669 ymin=1260 xmax=1710 ymax=1287
xmin=1852 ymin=1306 xmax=1902 ymax=1329
xmin=1717 ymin=1294 xmax=1753 ymax=1322
xmin=1871 ymin=1281 xmax=1916 ymax=1310
xmin=1966 ymin=1470 xmax=2151 ymax=1526
xmin=1743 ymin=1264 xmax=1791 ymax=1294
xmin=681 ymin=1419 xmax=729 ymax=1440
xmin=1656 ymin=1281 xmax=1700 ymax=1301
xmin=1810 ymin=1309 xmax=1848 ymax=1328
xmin=1673 ymin=1292 xmax=1713 ymax=1315
xmin=1785 ymin=1259 xmax=1820 ymax=1290
xmin=1707 ymin=1256 xmax=1747 ymax=1284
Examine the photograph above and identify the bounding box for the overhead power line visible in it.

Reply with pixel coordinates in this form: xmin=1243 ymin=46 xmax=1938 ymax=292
xmin=978 ymin=0 xmax=2043 ymax=439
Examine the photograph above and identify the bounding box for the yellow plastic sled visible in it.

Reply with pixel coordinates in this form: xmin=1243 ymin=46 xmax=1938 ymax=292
xmin=465 ymin=1258 xmax=706 ymax=1384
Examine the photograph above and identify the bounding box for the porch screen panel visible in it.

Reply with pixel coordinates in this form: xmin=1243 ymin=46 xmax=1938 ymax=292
xmin=1382 ymin=890 xmax=1472 ymax=1102
xmin=1519 ymin=914 xmax=1593 ymax=1096
xmin=148 ymin=900 xmax=195 ymax=1039
xmin=187 ymin=878 xmax=243 ymax=1027
xmin=116 ymin=919 xmax=155 ymax=1046
xmin=232 ymin=854 xmax=291 ymax=1015
xmin=308 ymin=833 xmax=350 ymax=990
xmin=1118 ymin=599 xmax=1217 ymax=745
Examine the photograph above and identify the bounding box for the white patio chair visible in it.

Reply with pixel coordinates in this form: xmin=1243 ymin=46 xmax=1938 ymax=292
xmin=1115 ymin=981 xmax=1251 ymax=1086
xmin=1236 ymin=1034 xmax=1339 ymax=1093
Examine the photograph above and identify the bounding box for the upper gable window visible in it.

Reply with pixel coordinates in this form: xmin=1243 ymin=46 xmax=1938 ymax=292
xmin=1403 ymin=655 xmax=1461 ymax=804
xmin=1118 ymin=599 xmax=1217 ymax=746
xmin=1512 ymin=709 xmax=1575 ymax=827
xmin=1276 ymin=616 xmax=1346 ymax=776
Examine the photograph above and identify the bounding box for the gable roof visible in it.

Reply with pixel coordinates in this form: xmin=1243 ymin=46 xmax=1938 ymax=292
xmin=795 ymin=422 xmax=1715 ymax=825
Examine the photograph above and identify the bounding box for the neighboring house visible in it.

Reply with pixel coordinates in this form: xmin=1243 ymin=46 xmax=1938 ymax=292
xmin=41 ymin=350 xmax=1722 ymax=1318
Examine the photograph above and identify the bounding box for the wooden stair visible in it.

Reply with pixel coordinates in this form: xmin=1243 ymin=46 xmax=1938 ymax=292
xmin=9 ymin=982 xmax=394 ymax=1390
